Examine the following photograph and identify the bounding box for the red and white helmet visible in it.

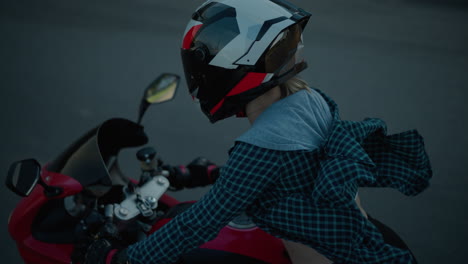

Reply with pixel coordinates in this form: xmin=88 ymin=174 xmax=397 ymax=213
xmin=181 ymin=0 xmax=311 ymax=123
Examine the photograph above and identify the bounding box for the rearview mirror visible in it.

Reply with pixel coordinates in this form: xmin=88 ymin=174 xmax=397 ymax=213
xmin=145 ymin=73 xmax=179 ymax=104
xmin=138 ymin=73 xmax=180 ymax=124
xmin=6 ymin=159 xmax=41 ymax=197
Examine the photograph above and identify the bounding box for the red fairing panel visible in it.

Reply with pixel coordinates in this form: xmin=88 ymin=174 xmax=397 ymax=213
xmin=159 ymin=194 xmax=181 ymax=208
xmin=150 ymin=217 xmax=290 ymax=264
xmin=200 ymin=226 xmax=290 ymax=264
xmin=8 ymin=166 xmax=82 ymax=264
xmin=19 ymin=237 xmax=74 ymax=264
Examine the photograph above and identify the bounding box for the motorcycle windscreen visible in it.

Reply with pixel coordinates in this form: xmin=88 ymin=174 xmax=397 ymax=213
xmin=46 ymin=118 xmax=148 ymax=196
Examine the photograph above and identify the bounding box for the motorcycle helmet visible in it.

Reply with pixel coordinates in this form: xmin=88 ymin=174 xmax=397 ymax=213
xmin=181 ymin=0 xmax=311 ymax=123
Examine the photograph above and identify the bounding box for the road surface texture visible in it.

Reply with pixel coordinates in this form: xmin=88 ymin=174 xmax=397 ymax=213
xmin=1 ymin=0 xmax=467 ymax=263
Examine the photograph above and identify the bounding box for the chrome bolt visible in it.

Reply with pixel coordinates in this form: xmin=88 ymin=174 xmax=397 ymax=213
xmin=119 ymin=208 xmax=129 ymax=216
xmin=145 ymin=196 xmax=157 ymax=207
xmin=156 ymin=177 xmax=166 ymax=185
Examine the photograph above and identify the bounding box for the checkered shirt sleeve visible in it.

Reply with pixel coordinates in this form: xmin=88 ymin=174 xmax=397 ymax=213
xmin=125 ymin=88 xmax=431 ymax=264
xmin=127 ymin=142 xmax=282 ymax=264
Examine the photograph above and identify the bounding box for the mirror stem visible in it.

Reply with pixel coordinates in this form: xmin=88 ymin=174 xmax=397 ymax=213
xmin=38 ymin=180 xmax=63 ymax=198
xmin=138 ymin=100 xmax=149 ymax=125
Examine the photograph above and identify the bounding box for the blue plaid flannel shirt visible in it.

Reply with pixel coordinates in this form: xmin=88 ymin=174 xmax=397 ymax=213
xmin=127 ymin=89 xmax=432 ymax=264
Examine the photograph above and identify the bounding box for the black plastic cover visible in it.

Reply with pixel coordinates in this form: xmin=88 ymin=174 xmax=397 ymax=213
xmin=47 ymin=118 xmax=148 ymax=193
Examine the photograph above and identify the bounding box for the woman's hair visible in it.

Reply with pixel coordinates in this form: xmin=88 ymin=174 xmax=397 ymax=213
xmin=279 ymin=76 xmax=311 ymax=98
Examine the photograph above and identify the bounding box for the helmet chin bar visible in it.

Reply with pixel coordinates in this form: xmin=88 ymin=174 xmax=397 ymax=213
xmin=205 ymin=61 xmax=307 ymax=123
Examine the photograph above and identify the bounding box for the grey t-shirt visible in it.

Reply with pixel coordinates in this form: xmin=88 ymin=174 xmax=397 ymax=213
xmin=236 ymin=89 xmax=333 ymax=151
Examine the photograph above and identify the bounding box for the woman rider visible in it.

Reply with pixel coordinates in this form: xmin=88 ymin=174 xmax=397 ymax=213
xmin=85 ymin=0 xmax=431 ymax=263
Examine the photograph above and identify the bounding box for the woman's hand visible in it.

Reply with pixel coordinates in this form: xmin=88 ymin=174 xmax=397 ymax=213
xmin=84 ymin=239 xmax=130 ymax=264
xmin=163 ymin=157 xmax=220 ymax=190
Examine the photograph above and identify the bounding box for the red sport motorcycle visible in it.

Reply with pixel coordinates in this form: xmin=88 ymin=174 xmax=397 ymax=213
xmin=6 ymin=73 xmax=292 ymax=264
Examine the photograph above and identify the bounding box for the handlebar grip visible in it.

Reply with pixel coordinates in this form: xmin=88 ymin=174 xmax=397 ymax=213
xmin=164 ymin=164 xmax=220 ymax=190
xmin=206 ymin=165 xmax=220 ymax=183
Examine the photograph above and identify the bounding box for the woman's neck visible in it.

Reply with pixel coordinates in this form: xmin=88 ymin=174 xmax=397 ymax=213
xmin=245 ymin=86 xmax=282 ymax=124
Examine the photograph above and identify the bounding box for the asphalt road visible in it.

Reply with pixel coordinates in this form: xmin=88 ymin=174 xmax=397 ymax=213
xmin=1 ymin=0 xmax=467 ymax=263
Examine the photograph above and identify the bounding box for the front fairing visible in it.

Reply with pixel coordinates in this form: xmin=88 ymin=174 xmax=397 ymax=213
xmin=46 ymin=118 xmax=148 ymax=196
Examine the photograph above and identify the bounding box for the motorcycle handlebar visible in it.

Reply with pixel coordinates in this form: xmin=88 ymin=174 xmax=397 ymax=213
xmin=163 ymin=164 xmax=220 ymax=190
